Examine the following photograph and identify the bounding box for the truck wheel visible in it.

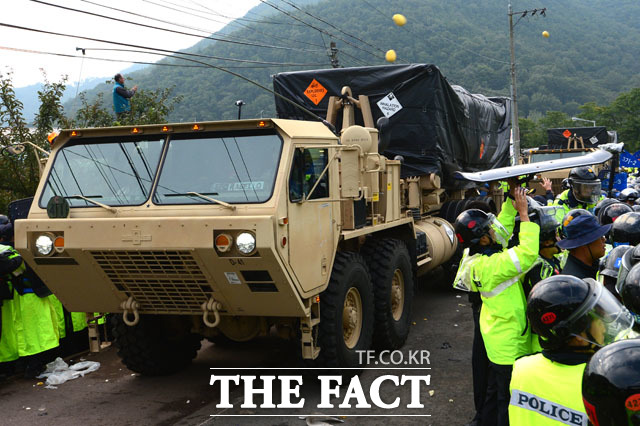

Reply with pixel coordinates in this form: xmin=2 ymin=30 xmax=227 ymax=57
xmin=317 ymin=252 xmax=374 ymax=367
xmin=111 ymin=314 xmax=201 ymax=376
xmin=363 ymin=239 xmax=414 ymax=349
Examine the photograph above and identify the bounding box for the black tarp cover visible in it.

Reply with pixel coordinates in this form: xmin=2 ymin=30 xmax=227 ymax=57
xmin=547 ymin=126 xmax=610 ymax=149
xmin=272 ymin=64 xmax=511 ymax=188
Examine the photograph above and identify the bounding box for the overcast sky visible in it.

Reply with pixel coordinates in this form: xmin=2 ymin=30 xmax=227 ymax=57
xmin=1 ymin=0 xmax=262 ymax=88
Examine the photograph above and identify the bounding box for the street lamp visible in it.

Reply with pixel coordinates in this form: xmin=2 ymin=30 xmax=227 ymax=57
xmin=235 ymin=100 xmax=246 ymax=120
xmin=571 ymin=117 xmax=596 ymax=127
xmin=508 ymin=5 xmax=546 ymax=163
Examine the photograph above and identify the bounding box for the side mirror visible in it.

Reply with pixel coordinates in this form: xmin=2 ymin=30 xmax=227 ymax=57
xmin=376 ymin=117 xmax=392 ymax=153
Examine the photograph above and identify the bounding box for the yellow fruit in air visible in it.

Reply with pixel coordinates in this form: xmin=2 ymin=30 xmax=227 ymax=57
xmin=392 ymin=14 xmax=407 ymax=26
xmin=542 ymin=31 xmax=550 ymax=38
xmin=385 ymin=50 xmax=397 ymax=63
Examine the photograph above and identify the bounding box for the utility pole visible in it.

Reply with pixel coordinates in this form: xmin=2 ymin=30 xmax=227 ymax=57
xmin=508 ymin=4 xmax=519 ymax=164
xmin=330 ymin=42 xmax=340 ymax=68
xmin=507 ymin=5 xmax=546 ymax=164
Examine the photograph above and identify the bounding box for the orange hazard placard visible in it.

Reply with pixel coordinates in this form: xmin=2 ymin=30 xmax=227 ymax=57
xmin=563 ymin=129 xmax=572 ymax=138
xmin=304 ymin=79 xmax=328 ymax=105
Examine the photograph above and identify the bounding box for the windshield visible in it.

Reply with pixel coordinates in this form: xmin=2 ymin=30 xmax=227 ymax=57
xmin=39 ymin=136 xmax=165 ymax=208
xmin=154 ymin=130 xmax=282 ymax=204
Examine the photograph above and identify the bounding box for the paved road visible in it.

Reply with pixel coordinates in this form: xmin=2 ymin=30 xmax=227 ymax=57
xmin=0 ymin=269 xmax=475 ymax=426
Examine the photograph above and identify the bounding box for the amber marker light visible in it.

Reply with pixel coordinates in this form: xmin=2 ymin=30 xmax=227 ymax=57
xmin=54 ymin=236 xmax=65 ymax=253
xmin=315 ymin=296 xmax=320 ymax=303
xmin=192 ymin=124 xmax=203 ymax=131
xmin=161 ymin=126 xmax=173 ymax=132
xmin=70 ymin=130 xmax=81 ymax=137
xmin=131 ymin=127 xmax=142 ymax=134
xmin=258 ymin=120 xmax=267 ymax=128
xmin=215 ymin=233 xmax=233 ymax=253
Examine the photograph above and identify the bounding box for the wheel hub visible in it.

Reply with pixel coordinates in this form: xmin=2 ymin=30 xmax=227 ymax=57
xmin=343 ymin=287 xmax=363 ymax=349
xmin=391 ymin=269 xmax=405 ymax=321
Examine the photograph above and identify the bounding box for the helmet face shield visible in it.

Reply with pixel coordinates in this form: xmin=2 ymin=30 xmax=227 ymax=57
xmin=487 ymin=213 xmax=509 ymax=248
xmin=572 ymin=180 xmax=602 ymax=204
xmin=570 ymin=279 xmax=635 ymax=346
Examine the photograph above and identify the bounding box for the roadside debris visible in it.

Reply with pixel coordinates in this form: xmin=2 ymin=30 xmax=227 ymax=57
xmin=36 ymin=357 xmax=100 ymax=389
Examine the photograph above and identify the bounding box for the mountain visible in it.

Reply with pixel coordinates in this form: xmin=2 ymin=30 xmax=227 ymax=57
xmin=16 ymin=76 xmax=109 ymax=124
xmin=65 ymin=0 xmax=640 ymax=122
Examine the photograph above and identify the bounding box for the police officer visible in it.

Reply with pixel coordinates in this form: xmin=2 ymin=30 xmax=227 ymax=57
xmin=610 ymin=212 xmax=640 ymax=247
xmin=582 ymin=339 xmax=640 ymax=426
xmin=598 ymin=202 xmax=633 ymax=226
xmin=558 ymin=214 xmax=610 ymax=279
xmin=522 ymin=204 xmax=562 ymax=299
xmin=619 ymin=187 xmax=639 ymax=206
xmin=454 ymin=187 xmax=540 ymax=426
xmin=509 ymin=275 xmax=635 ymax=425
xmin=0 ymin=217 xmax=60 ymax=378
xmin=600 ymin=244 xmax=633 ymax=296
xmin=553 ymin=166 xmax=604 ymax=223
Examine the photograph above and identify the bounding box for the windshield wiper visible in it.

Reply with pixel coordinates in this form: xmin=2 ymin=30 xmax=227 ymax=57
xmin=164 ymin=192 xmax=236 ymax=210
xmin=66 ymin=195 xmax=117 ymax=213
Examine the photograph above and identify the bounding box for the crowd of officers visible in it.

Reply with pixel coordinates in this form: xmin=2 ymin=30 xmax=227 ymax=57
xmin=0 ymin=217 xmax=100 ymax=379
xmin=454 ymin=166 xmax=640 ymax=426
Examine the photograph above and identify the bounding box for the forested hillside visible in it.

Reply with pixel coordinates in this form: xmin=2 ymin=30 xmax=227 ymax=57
xmin=68 ymin=0 xmax=640 ymax=122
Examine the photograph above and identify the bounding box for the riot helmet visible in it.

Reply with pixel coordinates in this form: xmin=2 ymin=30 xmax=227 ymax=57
xmin=620 ymin=264 xmax=640 ymax=323
xmin=619 ymin=188 xmax=639 ymax=204
xmin=454 ymin=209 xmax=509 ymax=248
xmin=560 ymin=208 xmax=591 ymax=239
xmin=600 ymin=245 xmax=634 ymax=294
xmin=529 ymin=204 xmax=561 ymax=242
xmin=527 ymin=275 xmax=634 ymax=350
xmin=0 ymin=215 xmax=12 ymax=242
xmin=594 ymin=197 xmax=619 ymax=218
xmin=568 ymin=166 xmax=601 ymax=204
xmin=616 ymin=245 xmax=640 ymax=295
xmin=610 ymin=212 xmax=640 ymax=246
xmin=599 ymin=202 xmax=633 ymax=226
xmin=582 ymin=339 xmax=640 ymax=426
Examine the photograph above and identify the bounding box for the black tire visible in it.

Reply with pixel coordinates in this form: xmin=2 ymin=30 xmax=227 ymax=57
xmin=316 ymin=252 xmax=374 ymax=367
xmin=363 ymin=239 xmax=414 ymax=349
xmin=111 ymin=314 xmax=201 ymax=376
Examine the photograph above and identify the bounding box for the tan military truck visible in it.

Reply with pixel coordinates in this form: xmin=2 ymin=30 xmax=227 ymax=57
xmin=13 ymin=110 xmax=463 ymax=374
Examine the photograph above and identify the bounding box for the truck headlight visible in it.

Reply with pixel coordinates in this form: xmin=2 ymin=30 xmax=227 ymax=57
xmin=236 ymin=232 xmax=256 ymax=255
xmin=35 ymin=234 xmax=54 ymax=256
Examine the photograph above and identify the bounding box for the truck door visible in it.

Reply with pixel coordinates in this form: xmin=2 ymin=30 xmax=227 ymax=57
xmin=287 ymin=147 xmax=334 ymax=293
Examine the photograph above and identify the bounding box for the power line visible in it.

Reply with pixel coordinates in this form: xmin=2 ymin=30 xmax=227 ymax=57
xmin=0 ymin=22 xmax=327 ymax=67
xmin=30 ymin=0 xmax=321 ymax=54
xmin=144 ymin=0 xmax=302 ymax=26
xmin=0 ymin=45 xmax=317 ymax=69
xmin=257 ymin=0 xmax=382 ymax=64
xmin=279 ymin=0 xmax=387 ymax=57
xmin=78 ymin=0 xmax=325 ymax=52
xmin=0 ymin=26 xmax=335 ymax=127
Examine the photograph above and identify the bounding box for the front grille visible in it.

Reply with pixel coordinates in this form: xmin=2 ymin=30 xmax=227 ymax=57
xmin=90 ymin=250 xmax=211 ymax=313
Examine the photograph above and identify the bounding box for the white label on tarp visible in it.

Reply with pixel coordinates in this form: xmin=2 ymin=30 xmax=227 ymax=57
xmin=377 ymin=92 xmax=403 ymax=118
xmin=224 ymin=272 xmax=241 ymax=285
xmin=589 ymin=136 xmax=598 ymax=145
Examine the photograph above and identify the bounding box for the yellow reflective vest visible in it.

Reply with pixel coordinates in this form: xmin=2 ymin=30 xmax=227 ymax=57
xmin=552 ymin=189 xmax=603 ymax=224
xmin=509 ymin=353 xmax=588 ymax=426
xmin=455 ymin=200 xmax=541 ymax=365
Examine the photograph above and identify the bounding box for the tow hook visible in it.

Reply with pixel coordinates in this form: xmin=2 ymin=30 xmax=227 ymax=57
xmin=120 ymin=296 xmax=140 ymax=326
xmin=202 ymin=297 xmax=222 ymax=328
